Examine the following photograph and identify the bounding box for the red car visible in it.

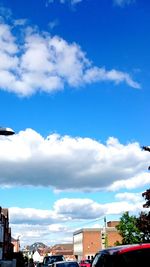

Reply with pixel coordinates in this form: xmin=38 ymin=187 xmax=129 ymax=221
xmin=79 ymin=259 xmax=91 ymax=267
xmin=92 ymin=243 xmax=150 ymax=267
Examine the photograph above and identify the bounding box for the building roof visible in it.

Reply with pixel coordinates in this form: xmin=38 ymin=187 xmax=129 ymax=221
xmin=52 ymin=244 xmax=73 ymax=250
xmin=73 ymin=226 xmax=118 ymax=235
xmin=11 ymin=237 xmax=18 ymax=242
xmin=73 ymin=228 xmax=102 ymax=235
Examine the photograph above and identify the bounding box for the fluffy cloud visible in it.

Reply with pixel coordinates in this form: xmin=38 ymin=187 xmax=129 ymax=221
xmin=9 ymin=195 xmax=144 ymax=225
xmin=109 ymin=173 xmax=150 ymax=191
xmin=115 ymin=192 xmax=142 ymax=203
xmin=53 ymin=196 xmax=144 ymax=218
xmin=0 ymin=129 xmax=150 ymax=191
xmin=0 ymin=17 xmax=140 ymax=97
xmin=9 ymin=207 xmax=66 ymax=224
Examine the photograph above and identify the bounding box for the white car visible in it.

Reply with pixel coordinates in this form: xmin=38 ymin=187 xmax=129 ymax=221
xmin=43 ymin=255 xmax=65 ymax=266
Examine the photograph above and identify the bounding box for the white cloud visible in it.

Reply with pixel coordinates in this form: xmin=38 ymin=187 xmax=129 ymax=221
xmin=0 ymin=129 xmax=149 ymax=191
xmin=0 ymin=18 xmax=140 ymax=97
xmin=115 ymin=192 xmax=142 ymax=203
xmin=9 ymin=197 xmax=143 ymax=225
xmin=10 ymin=223 xmax=72 ymax=247
xmin=109 ymin=173 xmax=150 ymax=191
xmin=53 ymin=198 xmax=106 ymax=219
xmin=48 ymin=19 xmax=59 ymax=30
xmin=9 ymin=207 xmax=65 ymax=224
xmin=53 ymin=197 xmax=145 ymax=219
xmin=83 ymin=67 xmax=140 ymax=89
xmin=113 ymin=0 xmax=135 ymax=7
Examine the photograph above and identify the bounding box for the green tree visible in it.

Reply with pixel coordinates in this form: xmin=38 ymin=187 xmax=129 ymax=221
xmin=137 ymin=146 xmax=150 ymax=241
xmin=115 ymin=211 xmax=142 ymax=245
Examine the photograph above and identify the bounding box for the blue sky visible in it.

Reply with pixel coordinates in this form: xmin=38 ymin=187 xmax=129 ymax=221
xmin=0 ymin=0 xmax=150 ymax=247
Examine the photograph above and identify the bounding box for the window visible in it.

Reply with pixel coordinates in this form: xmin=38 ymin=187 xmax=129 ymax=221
xmin=115 ymin=248 xmax=150 ymax=267
xmin=92 ymin=253 xmax=111 ymax=267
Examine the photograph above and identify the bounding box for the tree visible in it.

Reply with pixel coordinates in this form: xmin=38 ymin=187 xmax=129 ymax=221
xmin=136 ymin=189 xmax=150 ymax=242
xmin=142 ymin=146 xmax=150 ymax=170
xmin=136 ymin=146 xmax=150 ymax=242
xmin=142 ymin=188 xmax=150 ymax=208
xmin=142 ymin=146 xmax=150 ymax=152
xmin=115 ymin=147 xmax=150 ymax=244
xmin=115 ymin=211 xmax=142 ymax=245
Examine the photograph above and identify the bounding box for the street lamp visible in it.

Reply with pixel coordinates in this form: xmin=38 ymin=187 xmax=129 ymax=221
xmin=0 ymin=127 xmax=15 ymax=136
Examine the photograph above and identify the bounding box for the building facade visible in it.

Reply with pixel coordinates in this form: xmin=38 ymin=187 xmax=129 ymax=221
xmin=0 ymin=207 xmax=13 ymax=260
xmin=73 ymin=221 xmax=122 ymax=261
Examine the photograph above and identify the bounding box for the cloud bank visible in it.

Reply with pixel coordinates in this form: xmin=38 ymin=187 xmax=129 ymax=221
xmin=9 ymin=193 xmax=146 ymax=246
xmin=0 ymin=128 xmax=150 ymax=191
xmin=9 ymin=195 xmax=144 ymax=225
xmin=0 ymin=13 xmax=140 ymax=97
xmin=4 ymin=129 xmax=148 ymax=246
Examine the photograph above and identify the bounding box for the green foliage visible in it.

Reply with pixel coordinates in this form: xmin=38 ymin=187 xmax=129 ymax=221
xmin=116 ymin=211 xmax=142 ymax=245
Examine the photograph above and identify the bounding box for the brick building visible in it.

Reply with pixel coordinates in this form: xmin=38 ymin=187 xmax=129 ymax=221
xmin=73 ymin=221 xmax=122 ymax=261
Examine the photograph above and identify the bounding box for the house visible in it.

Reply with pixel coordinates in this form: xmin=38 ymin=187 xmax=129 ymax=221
xmin=33 ymin=250 xmax=43 ymax=263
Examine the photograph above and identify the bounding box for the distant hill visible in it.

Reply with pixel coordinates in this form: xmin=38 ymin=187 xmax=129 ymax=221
xmin=29 ymin=242 xmax=48 ymax=251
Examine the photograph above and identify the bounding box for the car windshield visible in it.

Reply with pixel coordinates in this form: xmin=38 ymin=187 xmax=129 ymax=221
xmin=44 ymin=256 xmax=64 ymax=264
xmin=57 ymin=262 xmax=78 ymax=267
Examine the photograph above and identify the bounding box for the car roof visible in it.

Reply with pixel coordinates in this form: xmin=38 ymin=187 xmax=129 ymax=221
xmin=45 ymin=255 xmax=64 ymax=258
xmin=55 ymin=261 xmax=77 ymax=263
xmin=97 ymin=243 xmax=150 ymax=255
xmin=53 ymin=261 xmax=79 ymax=266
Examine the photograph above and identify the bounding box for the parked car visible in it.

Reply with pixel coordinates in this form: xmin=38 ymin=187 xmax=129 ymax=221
xmin=79 ymin=259 xmax=91 ymax=267
xmin=43 ymin=255 xmax=65 ymax=267
xmin=91 ymin=243 xmax=150 ymax=267
xmin=51 ymin=261 xmax=79 ymax=267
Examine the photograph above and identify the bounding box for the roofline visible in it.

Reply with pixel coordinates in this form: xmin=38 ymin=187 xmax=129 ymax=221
xmin=98 ymin=243 xmax=150 ymax=255
xmin=73 ymin=227 xmax=117 ymax=235
xmin=118 ymin=243 xmax=150 ymax=254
